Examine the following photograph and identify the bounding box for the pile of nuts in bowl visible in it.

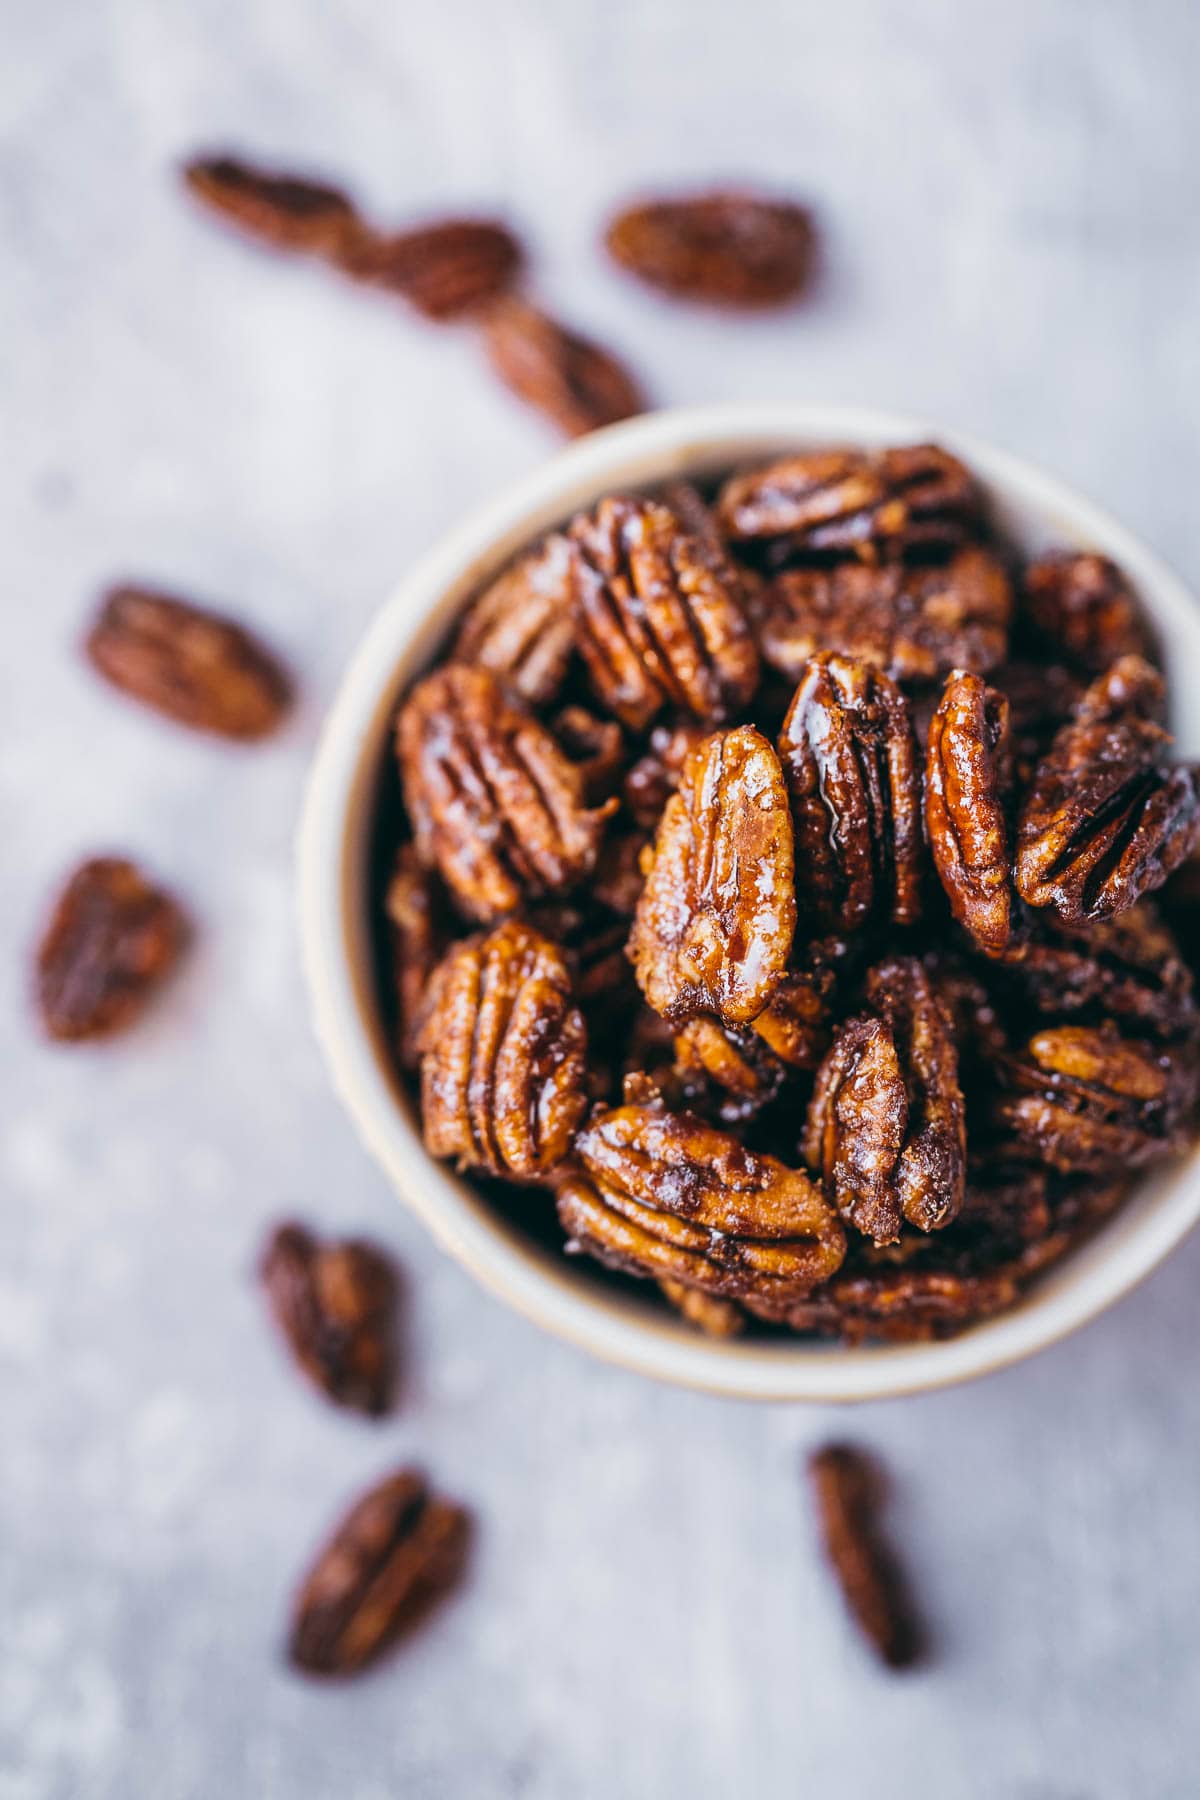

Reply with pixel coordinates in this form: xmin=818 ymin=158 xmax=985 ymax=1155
xmin=384 ymin=441 xmax=1200 ymax=1344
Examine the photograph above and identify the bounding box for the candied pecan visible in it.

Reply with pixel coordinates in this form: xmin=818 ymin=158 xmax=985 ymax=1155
xmin=1001 ymin=905 xmax=1196 ymax=1041
xmin=755 ymin=1264 xmax=1019 ymax=1341
xmin=482 ymin=298 xmax=645 ymax=438
xmin=716 ymin=444 xmax=976 ymax=561
xmin=452 ymin=534 xmax=575 ymax=705
xmin=806 ymin=958 xmax=965 ymax=1243
xmin=567 ymin=495 xmax=759 ymax=732
xmin=418 ymin=921 xmax=588 ymax=1181
xmin=750 ymin=937 xmax=850 ymax=1070
xmin=760 ymin=549 xmax=1011 ymax=685
xmin=551 ymin=707 xmax=625 ymax=805
xmin=991 ymin=659 xmax=1082 ymax=785
xmin=259 ymin=1222 xmax=397 ymax=1415
xmin=673 ymin=1015 xmax=786 ymax=1119
xmin=396 ymin=665 xmax=616 ymax=922
xmin=85 ymin=585 xmax=291 ymax=740
xmin=36 ymin=857 xmax=185 ymax=1042
xmin=605 ymin=190 xmax=814 ymax=307
xmin=182 ymin=154 xmax=362 ymax=259
xmin=629 ymin=726 xmax=796 ymax=1026
xmin=559 ymin=1103 xmax=845 ymax=1302
xmin=385 ymin=845 xmax=445 ymax=1070
xmin=1022 ymin=551 xmax=1151 ymax=673
xmin=623 ymin=720 xmax=707 ymax=829
xmin=289 ymin=1469 xmax=469 ymax=1677
xmin=345 ymin=218 xmax=521 ymax=319
xmin=658 ymin=1278 xmax=745 ymax=1337
xmin=778 ymin=654 xmax=922 ymax=935
xmin=807 ymin=1445 xmax=922 ymax=1668
xmin=1015 ymin=657 xmax=1200 ymax=924
xmin=994 ymin=1022 xmax=1194 ymax=1174
xmin=925 ymin=670 xmax=1014 ymax=956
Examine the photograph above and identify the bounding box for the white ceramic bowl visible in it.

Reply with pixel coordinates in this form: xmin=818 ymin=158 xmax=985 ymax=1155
xmin=298 ymin=404 xmax=1200 ymax=1402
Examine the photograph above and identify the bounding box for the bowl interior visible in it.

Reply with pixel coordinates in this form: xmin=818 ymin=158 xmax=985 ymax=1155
xmin=300 ymin=404 xmax=1200 ymax=1401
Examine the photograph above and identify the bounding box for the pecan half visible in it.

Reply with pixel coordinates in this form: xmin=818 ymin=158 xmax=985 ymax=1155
xmin=807 ymin=1445 xmax=922 ymax=1668
xmin=1022 ymin=552 xmax=1151 ymax=673
xmin=397 ymin=665 xmax=616 ymax=922
xmin=716 ymin=444 xmax=977 ymax=561
xmin=482 ymin=298 xmax=645 ymax=438
xmin=750 ymin=936 xmax=851 ymax=1070
xmin=760 ymin=548 xmax=1011 ymax=685
xmin=605 ymin=190 xmax=814 ymax=307
xmin=559 ymin=1103 xmax=846 ymax=1302
xmin=925 ymin=670 xmax=1013 ymax=956
xmin=1001 ymin=905 xmax=1197 ymax=1041
xmin=289 ymin=1470 xmax=469 ymax=1677
xmin=658 ymin=1278 xmax=745 ymax=1337
xmin=85 ymin=585 xmax=291 ymax=740
xmin=452 ymin=534 xmax=575 ymax=706
xmin=182 ymin=154 xmax=362 ymax=259
xmin=673 ymin=1015 xmax=787 ymax=1119
xmin=1015 ymin=657 xmax=1200 ymax=923
xmin=778 ymin=654 xmax=922 ymax=934
xmin=345 ymin=218 xmax=521 ymax=319
xmin=623 ymin=720 xmax=707 ymax=829
xmin=259 ymin=1223 xmax=397 ymax=1415
xmin=567 ymin=495 xmax=759 ymax=732
xmin=754 ymin=1264 xmax=1019 ymax=1341
xmin=418 ymin=921 xmax=588 ymax=1179
xmin=629 ymin=725 xmax=796 ymax=1026
xmin=805 ymin=958 xmax=965 ymax=1243
xmin=384 ymin=845 xmax=446 ymax=1070
xmin=36 ymin=857 xmax=185 ymax=1042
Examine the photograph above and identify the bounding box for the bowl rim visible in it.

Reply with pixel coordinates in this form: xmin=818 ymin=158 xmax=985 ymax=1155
xmin=297 ymin=401 xmax=1200 ymax=1402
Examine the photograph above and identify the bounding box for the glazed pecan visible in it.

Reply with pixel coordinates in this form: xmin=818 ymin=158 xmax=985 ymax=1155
xmin=551 ymin=707 xmax=625 ymax=806
xmin=623 ymin=720 xmax=707 ymax=829
xmin=716 ymin=444 xmax=976 ymax=561
xmin=1001 ymin=905 xmax=1196 ymax=1041
xmin=482 ymin=298 xmax=645 ymax=438
xmin=559 ymin=1103 xmax=846 ymax=1302
xmin=1015 ymin=657 xmax=1200 ymax=923
xmin=36 ymin=857 xmax=185 ymax=1042
xmin=750 ymin=937 xmax=851 ymax=1070
xmin=345 ymin=218 xmax=521 ymax=319
xmin=259 ymin=1223 xmax=397 ymax=1415
xmin=452 ymin=534 xmax=575 ymax=706
xmin=418 ymin=921 xmax=588 ymax=1180
xmin=806 ymin=958 xmax=966 ymax=1243
xmin=991 ymin=659 xmax=1082 ymax=786
xmin=629 ymin=726 xmax=796 ymax=1026
xmin=182 ymin=154 xmax=362 ymax=259
xmin=384 ymin=846 xmax=445 ymax=1070
xmin=605 ymin=190 xmax=814 ymax=307
xmin=807 ymin=1445 xmax=922 ymax=1668
xmin=925 ymin=670 xmax=1014 ymax=956
xmin=568 ymin=495 xmax=759 ymax=731
xmin=85 ymin=585 xmax=291 ymax=740
xmin=673 ymin=1015 xmax=787 ymax=1119
xmin=778 ymin=654 xmax=922 ymax=934
xmin=396 ymin=665 xmax=616 ymax=922
xmin=658 ymin=1277 xmax=745 ymax=1337
xmin=1022 ymin=551 xmax=1151 ymax=673
xmin=994 ymin=1022 xmax=1194 ymax=1173
xmin=760 ymin=549 xmax=1011 ymax=685
xmin=754 ymin=1264 xmax=1019 ymax=1342
xmin=289 ymin=1469 xmax=469 ymax=1677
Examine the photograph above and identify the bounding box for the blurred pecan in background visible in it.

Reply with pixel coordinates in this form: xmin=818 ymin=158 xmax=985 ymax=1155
xmin=344 ymin=218 xmax=521 ymax=318
xmin=182 ymin=154 xmax=363 ymax=260
xmin=605 ymin=189 xmax=814 ymax=307
xmin=1022 ymin=551 xmax=1152 ymax=673
xmin=384 ymin=845 xmax=446 ymax=1071
xmin=623 ymin=720 xmax=707 ymax=829
xmin=925 ymin=670 xmax=1013 ymax=956
xmin=1001 ymin=905 xmax=1197 ymax=1041
xmin=260 ymin=1223 xmax=397 ymax=1415
xmin=630 ymin=725 xmax=796 ymax=1025
xmin=36 ymin=857 xmax=185 ymax=1043
xmin=452 ymin=534 xmax=575 ymax=706
xmin=658 ymin=1277 xmax=745 ymax=1337
xmin=807 ymin=1445 xmax=922 ymax=1668
xmin=482 ymin=298 xmax=646 ymax=438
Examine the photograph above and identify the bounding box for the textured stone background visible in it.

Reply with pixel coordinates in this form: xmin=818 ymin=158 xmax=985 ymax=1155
xmin=3 ymin=2 xmax=1200 ymax=1795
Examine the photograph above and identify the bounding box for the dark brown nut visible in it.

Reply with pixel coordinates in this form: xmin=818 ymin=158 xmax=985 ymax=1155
xmin=1022 ymin=551 xmax=1150 ymax=673
xmin=1015 ymin=657 xmax=1200 ymax=924
xmin=623 ymin=720 xmax=707 ymax=829
xmin=384 ymin=845 xmax=445 ymax=1070
xmin=922 ymin=952 xmax=1010 ymax=1068
xmin=84 ymin=586 xmax=291 ymax=740
xmin=482 ymin=298 xmax=646 ymax=439
xmin=994 ymin=1022 xmax=1194 ymax=1174
xmin=807 ymin=1445 xmax=922 ymax=1668
xmin=182 ymin=154 xmax=362 ymax=259
xmin=778 ymin=654 xmax=922 ymax=935
xmin=418 ymin=921 xmax=588 ymax=1181
xmin=567 ymin=495 xmax=759 ymax=732
xmin=754 ymin=1264 xmax=1019 ymax=1341
xmin=560 ymin=1103 xmax=846 ymax=1302
xmin=673 ymin=1016 xmax=786 ymax=1119
xmin=629 ymin=726 xmax=796 ymax=1026
xmin=551 ymin=707 xmax=626 ymax=806
xmin=605 ymin=190 xmax=814 ymax=308
xmin=716 ymin=444 xmax=977 ymax=561
xmin=289 ymin=1470 xmax=469 ymax=1677
xmin=259 ymin=1223 xmax=397 ymax=1415
xmin=36 ymin=857 xmax=185 ymax=1043
xmin=589 ymin=829 xmax=648 ymax=917
xmin=396 ymin=665 xmax=616 ymax=922
xmin=991 ymin=659 xmax=1083 ymax=786
xmin=863 ymin=1165 xmax=1054 ymax=1277
xmin=1000 ymin=905 xmax=1196 ymax=1041
xmin=750 ymin=936 xmax=851 ymax=1070
xmin=925 ymin=670 xmax=1013 ymax=956
xmin=343 ymin=218 xmax=521 ymax=319
xmin=760 ymin=549 xmax=1011 ymax=685
xmin=805 ymin=958 xmax=966 ymax=1244
xmin=658 ymin=1278 xmax=745 ymax=1337
xmin=451 ymin=534 xmax=575 ymax=706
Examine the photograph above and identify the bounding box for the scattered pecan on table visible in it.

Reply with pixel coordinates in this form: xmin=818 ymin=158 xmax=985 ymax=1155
xmin=36 ymin=857 xmax=186 ymax=1042
xmin=605 ymin=189 xmax=815 ymax=308
xmin=807 ymin=1445 xmax=923 ymax=1667
xmin=481 ymin=298 xmax=646 ymax=439
xmin=260 ymin=1222 xmax=398 ymax=1415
